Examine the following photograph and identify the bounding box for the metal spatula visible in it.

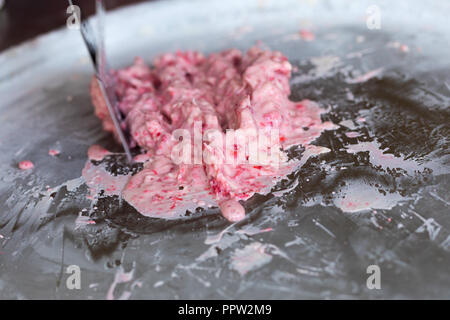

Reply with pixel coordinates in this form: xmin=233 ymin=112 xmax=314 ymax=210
xmin=68 ymin=0 xmax=133 ymax=162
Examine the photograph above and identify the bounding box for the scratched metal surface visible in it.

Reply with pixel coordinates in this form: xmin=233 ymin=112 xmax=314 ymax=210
xmin=0 ymin=0 xmax=449 ymax=299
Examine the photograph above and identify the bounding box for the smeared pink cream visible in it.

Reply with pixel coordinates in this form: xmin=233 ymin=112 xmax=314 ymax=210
xmin=333 ymin=182 xmax=409 ymax=213
xmin=82 ymin=161 xmax=131 ymax=199
xmin=89 ymin=46 xmax=335 ymax=221
xmin=87 ymin=144 xmax=111 ymax=161
xmin=18 ymin=160 xmax=34 ymax=170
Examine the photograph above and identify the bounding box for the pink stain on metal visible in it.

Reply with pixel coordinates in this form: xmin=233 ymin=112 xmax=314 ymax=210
xmin=299 ymin=29 xmax=315 ymax=41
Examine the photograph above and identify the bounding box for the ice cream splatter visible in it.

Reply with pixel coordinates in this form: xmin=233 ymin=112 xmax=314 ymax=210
xmin=82 ymin=160 xmax=131 ymax=198
xmin=339 ymin=119 xmax=358 ymax=130
xmin=333 ymin=182 xmax=410 ymax=213
xmin=346 ymin=68 xmax=383 ymax=84
xmin=299 ymin=29 xmax=315 ymax=41
xmin=106 ymin=264 xmax=136 ymax=300
xmin=387 ymin=41 xmax=410 ymax=53
xmin=236 ymin=226 xmax=273 ymax=236
xmin=231 ymin=242 xmax=272 ymax=276
xmin=48 ymin=149 xmax=60 ymax=156
xmin=345 ymin=140 xmax=423 ymax=174
xmin=18 ymin=160 xmax=34 ymax=170
xmin=75 ymin=212 xmax=96 ymax=228
xmin=309 ymin=55 xmax=341 ymax=78
xmin=345 ymin=131 xmax=362 ymax=138
xmin=291 ymin=55 xmax=342 ymax=84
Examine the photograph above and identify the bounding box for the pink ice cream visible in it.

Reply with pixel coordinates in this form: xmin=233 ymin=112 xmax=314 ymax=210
xmin=48 ymin=149 xmax=60 ymax=156
xmin=18 ymin=160 xmax=34 ymax=170
xmin=89 ymin=46 xmax=335 ymax=221
xmin=87 ymin=144 xmax=111 ymax=161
